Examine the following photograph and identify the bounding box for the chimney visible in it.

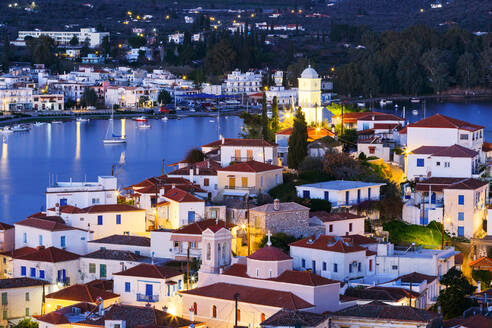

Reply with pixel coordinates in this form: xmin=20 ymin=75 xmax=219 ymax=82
xmin=372 ymin=115 xmax=375 ymax=121
xmin=221 ymin=135 xmax=225 ymax=144
xmin=189 ymin=168 xmax=193 ymax=182
xmin=195 ymin=167 xmax=199 ymax=175
xmin=36 ymin=246 xmax=45 ymax=250
xmin=55 ymin=203 xmax=60 ymax=215
xmin=273 ymin=199 xmax=280 ymax=211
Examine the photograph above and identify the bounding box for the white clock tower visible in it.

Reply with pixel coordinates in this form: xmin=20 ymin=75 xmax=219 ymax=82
xmin=297 ymin=65 xmax=323 ymax=125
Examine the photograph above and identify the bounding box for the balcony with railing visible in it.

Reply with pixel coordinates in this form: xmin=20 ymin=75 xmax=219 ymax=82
xmin=136 ymin=294 xmax=159 ymax=303
xmin=57 ymin=277 xmax=70 ymax=286
xmin=230 ymin=156 xmax=254 ymax=163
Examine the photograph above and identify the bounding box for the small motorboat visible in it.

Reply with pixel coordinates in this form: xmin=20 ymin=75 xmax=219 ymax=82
xmin=209 ymin=120 xmax=215 ymax=123
xmin=51 ymin=121 xmax=63 ymax=124
xmin=380 ymin=99 xmax=387 ymax=106
xmin=135 ymin=116 xmax=147 ymax=122
xmin=412 ymin=109 xmax=419 ymax=116
xmin=394 ymin=104 xmax=399 ymax=109
xmin=1 ymin=127 xmax=13 ymax=134
xmin=357 ymin=102 xmax=365 ymax=107
xmin=138 ymin=123 xmax=151 ymax=129
xmin=33 ymin=122 xmax=46 ymax=127
xmin=161 ymin=116 xmax=168 ymax=121
xmin=11 ymin=124 xmax=30 ymax=132
xmin=76 ymin=117 xmax=89 ymax=122
xmin=410 ymin=98 xmax=420 ymax=103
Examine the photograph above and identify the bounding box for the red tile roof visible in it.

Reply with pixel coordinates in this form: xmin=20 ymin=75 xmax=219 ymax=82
xmin=218 ymin=160 xmax=282 ymax=173
xmin=180 ymin=282 xmax=313 ymax=310
xmin=276 ymin=127 xmax=335 ymax=141
xmin=168 ymin=166 xmax=217 ymax=176
xmin=202 ymin=138 xmax=276 ymax=148
xmin=0 ymin=222 xmax=14 ymax=230
xmin=35 ymin=312 xmax=70 ymax=325
xmin=15 ymin=217 xmax=86 ymax=232
xmin=407 ymin=113 xmax=483 ymax=131
xmin=342 ymin=234 xmax=378 ymax=245
xmin=0 ymin=246 xmax=37 ymax=258
xmin=114 ymin=263 xmax=183 ymax=279
xmin=310 ymin=211 xmax=365 ymax=222
xmin=49 ymin=205 xmax=85 ymax=214
xmin=373 ymin=123 xmax=399 ymax=130
xmin=444 ymin=178 xmax=488 ymax=190
xmin=411 ymin=144 xmax=478 ymax=158
xmin=483 ymin=142 xmax=492 ymax=152
xmin=15 ymin=246 xmax=80 ymax=263
xmin=164 ymin=188 xmax=204 ymax=203
xmin=89 ymin=234 xmax=150 ymax=247
xmin=344 ymin=286 xmax=419 ymax=302
xmin=358 ymin=113 xmax=404 ymax=121
xmin=172 ymin=219 xmax=234 ymax=235
xmin=247 ymin=246 xmax=292 ymax=261
xmin=443 ymin=314 xmax=492 ymax=328
xmin=290 ymin=237 xmax=368 ymax=253
xmin=0 ymin=277 xmax=48 ymax=289
xmin=388 ymin=272 xmax=437 ymax=284
xmin=46 ymin=284 xmax=119 ymax=302
xmin=469 ymin=257 xmax=492 ymax=269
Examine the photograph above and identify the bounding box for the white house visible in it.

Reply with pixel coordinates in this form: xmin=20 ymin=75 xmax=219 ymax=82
xmin=0 ymin=278 xmax=46 ymax=327
xmin=14 ymin=217 xmax=90 ymax=255
xmin=310 ymin=212 xmax=365 ymax=236
xmin=47 ymin=204 xmax=147 ymax=240
xmin=167 ymin=165 xmax=218 ymax=198
xmin=222 ymin=69 xmax=262 ymax=95
xmin=17 ymin=28 xmax=109 ymax=48
xmin=104 ymin=86 xmax=159 ymax=108
xmin=12 ymin=246 xmax=80 ymax=288
xmin=113 ymin=263 xmax=185 ymax=316
xmin=406 ymin=114 xmax=484 ymax=153
xmin=80 ymin=249 xmax=153 ymax=283
xmin=87 ymin=234 xmax=151 ymax=256
xmin=378 ymin=272 xmax=439 ymax=308
xmin=289 ymin=235 xmax=376 ymax=282
xmin=168 ymin=32 xmax=184 ymax=44
xmin=46 ymin=176 xmax=118 ymax=210
xmin=296 ymin=181 xmax=385 ymax=208
xmin=161 ymin=188 xmax=206 ymax=228
xmin=406 ymin=144 xmax=481 ymax=180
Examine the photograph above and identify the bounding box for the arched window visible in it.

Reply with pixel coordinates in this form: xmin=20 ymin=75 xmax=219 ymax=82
xmin=193 ymin=302 xmax=197 ymax=315
xmin=206 ymin=243 xmax=211 ymax=261
xmin=261 ymin=313 xmax=266 ymax=322
xmin=221 ymin=243 xmax=226 ymax=261
xmin=236 ymin=309 xmax=241 ymax=322
xmin=217 ymin=243 xmax=221 ymax=263
xmin=212 ymin=305 xmax=217 ymax=318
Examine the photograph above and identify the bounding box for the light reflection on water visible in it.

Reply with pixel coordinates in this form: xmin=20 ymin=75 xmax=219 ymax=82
xmin=0 ymin=116 xmax=243 ymax=222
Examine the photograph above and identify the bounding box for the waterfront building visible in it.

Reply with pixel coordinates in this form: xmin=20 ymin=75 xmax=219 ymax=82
xmin=45 ymin=176 xmax=118 ymax=210
xmin=298 ymin=66 xmax=323 ymax=125
xmin=0 ymin=278 xmax=47 ymax=327
xmin=32 ymin=93 xmax=64 ymax=111
xmin=17 ymin=28 xmax=109 ymax=48
xmin=104 ymin=86 xmax=158 ymax=108
xmin=332 ymin=112 xmax=404 ymax=131
xmin=0 ymin=88 xmax=33 ymax=111
xmin=222 ymin=69 xmax=262 ymax=95
xmin=113 ymin=263 xmax=185 ymax=315
xmin=265 ymin=85 xmax=297 ymax=105
xmin=295 ymin=180 xmax=385 ymax=208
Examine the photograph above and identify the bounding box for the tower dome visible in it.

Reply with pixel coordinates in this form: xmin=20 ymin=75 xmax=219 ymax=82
xmin=300 ymin=65 xmax=318 ymax=79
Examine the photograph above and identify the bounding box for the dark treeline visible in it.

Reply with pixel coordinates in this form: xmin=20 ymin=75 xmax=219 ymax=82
xmin=332 ymin=25 xmax=492 ymax=97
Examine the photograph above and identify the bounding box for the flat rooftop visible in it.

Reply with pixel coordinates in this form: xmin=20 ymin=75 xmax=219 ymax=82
xmin=297 ymin=180 xmax=386 ymax=190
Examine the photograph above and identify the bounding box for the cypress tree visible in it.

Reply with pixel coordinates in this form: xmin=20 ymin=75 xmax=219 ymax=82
xmin=271 ymin=96 xmax=280 ymax=133
xmin=287 ymin=108 xmax=308 ymax=170
xmin=261 ymin=92 xmax=270 ymax=141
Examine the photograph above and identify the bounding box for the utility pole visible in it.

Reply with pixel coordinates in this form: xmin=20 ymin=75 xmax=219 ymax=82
xmin=341 ymin=104 xmax=344 ymax=136
xmin=162 ymin=158 xmax=165 ymax=176
xmin=234 ymin=293 xmax=240 ymax=327
xmin=245 ymin=194 xmax=250 ymax=256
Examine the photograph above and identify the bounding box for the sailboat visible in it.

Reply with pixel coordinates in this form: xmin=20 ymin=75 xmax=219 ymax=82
xmin=103 ymin=109 xmax=126 ymax=144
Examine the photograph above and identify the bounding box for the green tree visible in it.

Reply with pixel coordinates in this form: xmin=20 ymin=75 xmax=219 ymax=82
xmin=437 ymin=267 xmax=476 ymax=319
xmin=261 ymin=93 xmax=270 ymax=141
xmin=204 ymin=39 xmax=236 ymax=75
xmin=69 ymin=35 xmax=79 ymax=46
xmin=158 ymin=89 xmax=172 ymax=105
xmin=13 ymin=318 xmax=38 ymax=328
xmin=128 ymin=35 xmax=146 ymax=49
xmin=421 ymin=49 xmax=450 ymax=94
xmin=456 ymin=52 xmax=479 ymax=89
xmin=271 ymin=96 xmax=280 ymax=133
xmin=258 ymin=232 xmax=298 ymax=253
xmin=26 ymin=35 xmax=56 ymax=66
xmin=80 ymin=87 xmax=98 ymax=107
xmin=185 ymin=148 xmax=205 ymax=164
xmin=287 ymin=108 xmax=308 ymax=170
xmin=101 ymin=35 xmax=110 ymax=55
xmin=2 ymin=32 xmax=10 ymax=72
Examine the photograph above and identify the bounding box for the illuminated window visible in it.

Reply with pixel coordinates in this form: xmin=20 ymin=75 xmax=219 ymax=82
xmin=212 ymin=305 xmax=217 ymax=318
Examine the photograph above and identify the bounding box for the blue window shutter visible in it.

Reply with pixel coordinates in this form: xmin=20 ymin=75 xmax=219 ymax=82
xmin=125 ymin=282 xmax=131 ymax=292
xmin=21 ymin=266 xmax=26 ymax=276
xmin=30 ymin=268 xmax=36 ymax=277
xmin=458 ymin=212 xmax=464 ymax=221
xmin=97 ymin=215 xmax=103 ymax=225
xmin=39 ymin=270 xmax=45 ymax=279
xmin=458 ymin=195 xmax=464 ymax=205
xmin=458 ymin=226 xmax=464 ymax=237
xmin=303 ymin=190 xmax=310 ymax=198
xmin=116 ymin=214 xmax=121 ymax=225
xmin=417 ymin=158 xmax=424 ymax=167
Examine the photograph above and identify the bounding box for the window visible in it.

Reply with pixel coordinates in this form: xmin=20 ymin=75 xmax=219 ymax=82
xmin=3 ymin=310 xmax=7 ymax=320
xmin=436 ymin=161 xmax=440 ymax=166
xmin=324 ymin=191 xmax=329 ymax=200
xmin=135 ymin=251 xmax=140 ymax=255
xmin=212 ymin=305 xmax=217 ymax=318
xmin=89 ymin=263 xmax=96 ymax=273
xmin=444 ymin=162 xmax=450 ymax=168
xmin=241 ymin=177 xmax=248 ymax=188
xmin=417 ymin=158 xmax=425 ymax=167
xmin=39 ymin=235 xmax=43 ymax=246
xmin=329 ymin=224 xmax=333 ymax=233
xmin=322 ymin=262 xmax=327 ymax=271
xmin=193 ymin=302 xmax=197 ymax=315
xmin=358 ymin=262 xmax=361 ymax=272
xmin=301 ymin=259 xmax=306 ymax=268
xmin=303 ymin=190 xmax=310 ymax=199
xmin=458 ymin=226 xmax=464 ymax=237
xmin=206 ymin=243 xmax=211 ymax=261
xmin=23 ymin=232 xmax=27 ymax=243
xmin=100 ymin=264 xmax=107 ymax=278
xmin=392 ymin=265 xmax=398 ymax=270
xmin=30 ymin=268 xmax=36 ymax=278
xmin=188 ymin=211 xmax=195 ymax=223
xmin=39 ymin=270 xmax=45 ymax=279
xmin=369 ymin=259 xmax=373 ymax=271
xmin=116 ymin=214 xmax=121 ymax=225
xmin=25 ymin=292 xmax=29 ymax=301
xmin=60 ymin=236 xmax=66 ymax=248
xmin=21 ymin=266 xmax=26 ymax=276
xmin=458 ymin=212 xmax=464 ymax=221
xmin=256 ymin=268 xmax=259 ymax=277
xmin=460 ymin=134 xmax=469 ymax=140
xmin=125 ymin=282 xmax=131 ymax=292
xmin=333 ymin=263 xmax=338 ymax=272
xmin=1 ymin=293 xmax=7 ymax=305
xmin=260 ymin=176 xmax=264 ymax=187
xmin=458 ymin=195 xmax=464 ymax=205
xmin=369 ymin=146 xmax=376 ymax=154
xmin=204 ymin=178 xmax=210 ymax=187
xmin=275 ymin=174 xmax=280 ymax=184
xmin=97 ymin=215 xmax=103 ymax=225
xmin=25 ymin=308 xmax=29 ymax=316
xmin=349 ymin=264 xmax=352 ymax=273
xmin=349 ymin=223 xmax=353 ymax=232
